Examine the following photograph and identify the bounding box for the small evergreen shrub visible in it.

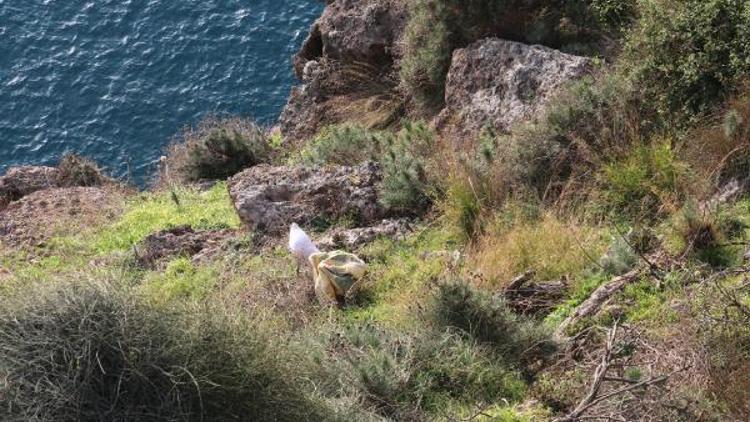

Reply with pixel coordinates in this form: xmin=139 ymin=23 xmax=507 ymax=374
xmin=56 ymin=153 xmax=107 ymax=187
xmin=599 ymin=139 xmax=689 ymax=219
xmin=378 ymin=121 xmax=436 ymax=212
xmin=0 ymin=281 xmax=326 ymax=422
xmin=164 ymin=117 xmax=271 ymax=183
xmin=297 ymin=123 xmax=382 ymax=166
xmin=316 ymin=322 xmax=526 ymax=419
xmin=400 ymin=0 xmax=453 ymax=112
xmin=598 ymin=233 xmax=639 ymax=276
xmin=666 ymin=202 xmax=736 ymax=267
xmin=428 ymin=281 xmax=554 ymax=368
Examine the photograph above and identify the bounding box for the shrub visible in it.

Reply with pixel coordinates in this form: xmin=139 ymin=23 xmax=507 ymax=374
xmin=378 ymin=121 xmax=436 ymax=212
xmin=441 ymin=128 xmax=516 ymax=240
xmin=400 ymin=0 xmax=453 ymax=112
xmin=427 ymin=281 xmax=554 ymax=368
xmin=297 ymin=123 xmax=382 ymax=166
xmin=163 ymin=117 xmax=271 ymax=183
xmin=626 ymin=0 xmax=750 ymax=122
xmin=598 ymin=139 xmax=690 ymax=219
xmin=0 ymin=281 xmax=326 ymax=421
xmin=663 ymin=202 xmax=736 ymax=266
xmin=315 ymin=322 xmax=526 ymax=419
xmin=598 ymin=232 xmax=640 ymax=276
xmin=56 ymin=153 xmax=107 ymax=187
xmin=589 ymin=0 xmax=638 ymax=32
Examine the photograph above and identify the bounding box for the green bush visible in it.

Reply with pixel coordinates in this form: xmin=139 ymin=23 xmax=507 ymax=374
xmin=400 ymin=0 xmax=453 ymax=112
xmin=57 ymin=153 xmax=107 ymax=187
xmin=428 ymin=281 xmax=554 ymax=369
xmin=297 ymin=123 xmax=382 ymax=166
xmin=164 ymin=117 xmax=271 ymax=183
xmin=664 ymin=202 xmax=741 ymax=267
xmin=0 ymin=281 xmax=327 ymax=422
xmin=599 ymin=140 xmax=689 ymax=218
xmin=589 ymin=0 xmax=638 ymax=31
xmin=315 ymin=322 xmax=526 ymax=419
xmin=626 ymin=0 xmax=750 ymax=122
xmin=378 ymin=122 xmax=436 ymax=212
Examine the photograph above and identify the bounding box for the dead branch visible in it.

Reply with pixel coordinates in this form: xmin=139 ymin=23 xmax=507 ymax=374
xmin=558 ymin=321 xmax=620 ymax=421
xmin=556 ymin=322 xmax=689 ymax=421
xmin=505 ymin=270 xmax=535 ymax=292
xmin=555 ymin=270 xmax=640 ymax=339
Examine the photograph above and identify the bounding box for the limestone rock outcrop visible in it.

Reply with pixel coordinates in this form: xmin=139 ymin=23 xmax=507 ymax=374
xmin=293 ymin=0 xmax=406 ymax=77
xmin=280 ymin=0 xmax=406 ymax=143
xmin=439 ymin=38 xmax=592 ymax=135
xmin=317 ymin=218 xmax=412 ymax=250
xmin=228 ymin=162 xmax=386 ymax=235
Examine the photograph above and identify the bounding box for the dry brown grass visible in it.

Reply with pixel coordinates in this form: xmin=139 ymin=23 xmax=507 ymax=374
xmin=682 ymin=84 xmax=750 ymax=193
xmin=322 ymin=61 xmax=403 ymax=131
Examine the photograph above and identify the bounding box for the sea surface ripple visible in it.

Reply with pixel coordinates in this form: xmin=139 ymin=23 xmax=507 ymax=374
xmin=0 ymin=0 xmax=322 ymax=185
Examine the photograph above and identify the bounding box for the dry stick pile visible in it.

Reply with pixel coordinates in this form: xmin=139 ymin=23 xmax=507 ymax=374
xmin=556 ymin=322 xmax=690 ymax=421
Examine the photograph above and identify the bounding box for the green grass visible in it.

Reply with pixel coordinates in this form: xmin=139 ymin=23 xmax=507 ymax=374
xmin=347 ymin=227 xmax=458 ymax=325
xmin=3 ymin=183 xmax=239 ymax=287
xmin=95 ymin=183 xmax=239 ymax=253
xmin=141 ymin=257 xmax=220 ymax=302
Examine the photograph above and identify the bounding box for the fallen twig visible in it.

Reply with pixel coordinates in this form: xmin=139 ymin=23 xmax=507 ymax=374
xmin=555 ymin=270 xmax=640 ymax=339
xmin=556 ymin=321 xmax=689 ymax=421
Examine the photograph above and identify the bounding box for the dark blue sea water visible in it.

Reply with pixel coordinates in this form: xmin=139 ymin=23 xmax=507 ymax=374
xmin=0 ymin=0 xmax=323 ymax=185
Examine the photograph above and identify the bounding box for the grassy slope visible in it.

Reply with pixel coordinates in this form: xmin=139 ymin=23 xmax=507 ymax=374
xmin=4 ymin=1 xmax=750 ymax=419
xmin=7 ymin=180 xmax=747 ymax=419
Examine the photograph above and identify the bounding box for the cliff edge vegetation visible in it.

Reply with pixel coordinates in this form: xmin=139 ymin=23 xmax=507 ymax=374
xmin=3 ymin=0 xmax=750 ymax=420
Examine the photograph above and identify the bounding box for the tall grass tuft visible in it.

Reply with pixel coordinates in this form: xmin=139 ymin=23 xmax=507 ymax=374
xmin=427 ymin=281 xmax=555 ymax=369
xmin=0 ymin=281 xmax=328 ymax=422
xmin=57 ymin=153 xmax=107 ymax=187
xmin=162 ymin=117 xmax=272 ymax=184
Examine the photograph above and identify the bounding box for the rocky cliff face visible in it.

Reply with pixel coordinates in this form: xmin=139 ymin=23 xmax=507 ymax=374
xmin=279 ymin=0 xmax=406 ymax=144
xmin=293 ymin=0 xmax=406 ymax=78
xmin=282 ymin=1 xmax=593 ymax=143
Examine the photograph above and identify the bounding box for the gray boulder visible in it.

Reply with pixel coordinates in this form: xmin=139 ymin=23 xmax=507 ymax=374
xmin=293 ymin=0 xmax=406 ymax=77
xmin=228 ymin=162 xmax=386 ymax=235
xmin=0 ymin=166 xmax=59 ymax=209
xmin=439 ymin=38 xmax=592 ymax=135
